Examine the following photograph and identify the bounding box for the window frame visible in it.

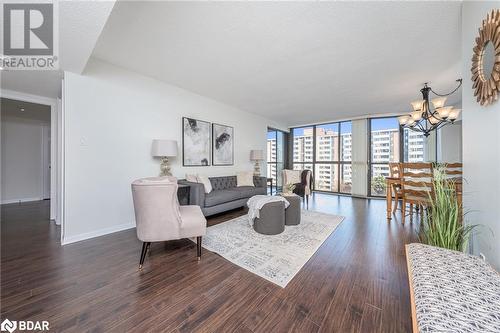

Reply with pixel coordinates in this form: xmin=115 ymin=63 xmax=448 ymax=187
xmin=367 ymin=116 xmax=437 ymax=197
xmin=367 ymin=116 xmax=403 ymax=197
xmin=291 ymin=121 xmax=352 ymax=195
xmin=267 ymin=127 xmax=286 ymax=191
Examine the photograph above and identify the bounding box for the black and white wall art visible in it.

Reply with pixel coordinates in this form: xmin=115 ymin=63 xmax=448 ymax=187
xmin=212 ymin=123 xmax=234 ymax=166
xmin=182 ymin=117 xmax=211 ymax=166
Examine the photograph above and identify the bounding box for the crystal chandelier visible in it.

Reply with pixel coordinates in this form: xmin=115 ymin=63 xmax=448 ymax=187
xmin=398 ymin=79 xmax=462 ymax=137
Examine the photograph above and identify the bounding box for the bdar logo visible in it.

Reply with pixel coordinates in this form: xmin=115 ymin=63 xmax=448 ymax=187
xmin=0 ymin=319 xmax=17 ymax=333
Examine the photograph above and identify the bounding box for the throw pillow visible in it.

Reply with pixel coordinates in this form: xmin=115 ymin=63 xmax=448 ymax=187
xmin=284 ymin=169 xmax=301 ymax=185
xmin=186 ymin=174 xmax=198 ymax=183
xmin=197 ymin=174 xmax=213 ymax=194
xmin=237 ymin=171 xmax=254 ymax=187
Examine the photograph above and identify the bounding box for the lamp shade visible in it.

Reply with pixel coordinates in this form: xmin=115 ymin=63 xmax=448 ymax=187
xmin=250 ymin=149 xmax=264 ymax=161
xmin=436 ymin=106 xmax=453 ymax=119
xmin=398 ymin=115 xmax=410 ymax=125
xmin=411 ymin=100 xmax=425 ymax=111
xmin=151 ymin=139 xmax=178 ymax=157
xmin=431 ymin=97 xmax=447 ymax=109
xmin=448 ymin=108 xmax=461 ymax=120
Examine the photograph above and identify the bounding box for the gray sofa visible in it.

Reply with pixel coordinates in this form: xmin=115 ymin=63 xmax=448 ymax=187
xmin=178 ymin=176 xmax=267 ymax=216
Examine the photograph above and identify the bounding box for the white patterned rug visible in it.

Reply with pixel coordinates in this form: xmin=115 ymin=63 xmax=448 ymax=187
xmin=201 ymin=210 xmax=344 ymax=288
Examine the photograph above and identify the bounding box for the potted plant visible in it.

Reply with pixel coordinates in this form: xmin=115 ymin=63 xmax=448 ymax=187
xmin=419 ymin=165 xmax=476 ymax=252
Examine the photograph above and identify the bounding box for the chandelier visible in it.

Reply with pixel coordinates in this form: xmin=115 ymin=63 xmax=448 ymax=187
xmin=398 ymin=79 xmax=462 ymax=137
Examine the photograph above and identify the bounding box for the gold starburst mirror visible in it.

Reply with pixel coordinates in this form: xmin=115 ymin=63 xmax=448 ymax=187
xmin=471 ymin=9 xmax=500 ymax=106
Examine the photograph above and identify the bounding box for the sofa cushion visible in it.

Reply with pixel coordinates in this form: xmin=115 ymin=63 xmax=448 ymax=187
xmin=204 ymin=190 xmax=239 ymax=207
xmin=237 ymin=172 xmax=254 ymax=187
xmin=228 ymin=186 xmax=266 ymax=200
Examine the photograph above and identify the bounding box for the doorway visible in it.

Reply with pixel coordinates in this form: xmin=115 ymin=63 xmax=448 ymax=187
xmin=1 ymin=98 xmax=52 ymax=204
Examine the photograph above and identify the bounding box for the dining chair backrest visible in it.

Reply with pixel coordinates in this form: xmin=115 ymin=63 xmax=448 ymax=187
xmin=435 ymin=162 xmax=463 ymax=195
xmin=441 ymin=162 xmax=463 ymax=179
xmin=401 ymin=162 xmax=434 ymax=202
xmin=389 ymin=162 xmax=402 ymax=178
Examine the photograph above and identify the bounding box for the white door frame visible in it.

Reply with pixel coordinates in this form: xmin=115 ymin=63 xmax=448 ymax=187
xmin=41 ymin=123 xmax=51 ymax=199
xmin=0 ymin=89 xmax=64 ymax=238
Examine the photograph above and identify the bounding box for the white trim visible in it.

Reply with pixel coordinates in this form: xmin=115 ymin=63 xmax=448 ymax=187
xmin=40 ymin=124 xmax=51 ymax=200
xmin=0 ymin=89 xmax=57 ymax=106
xmin=2 ymin=198 xmax=43 ymax=204
xmin=62 ymin=223 xmax=135 ymax=245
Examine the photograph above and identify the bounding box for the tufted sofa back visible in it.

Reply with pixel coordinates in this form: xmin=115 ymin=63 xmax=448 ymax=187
xmin=208 ymin=175 xmax=267 ymax=190
xmin=210 ymin=176 xmax=238 ymax=190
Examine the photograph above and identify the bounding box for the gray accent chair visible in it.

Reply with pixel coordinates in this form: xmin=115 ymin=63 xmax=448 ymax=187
xmin=253 ymin=201 xmax=286 ymax=235
xmin=131 ymin=177 xmax=207 ymax=269
xmin=179 ymin=176 xmax=267 ymax=216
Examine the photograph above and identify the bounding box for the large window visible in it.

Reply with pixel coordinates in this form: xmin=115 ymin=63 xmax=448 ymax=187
xmin=403 ymin=128 xmax=425 ymax=162
xmin=369 ymin=117 xmax=401 ymax=196
xmin=292 ymin=121 xmax=352 ymax=194
xmin=267 ymin=128 xmax=285 ymax=191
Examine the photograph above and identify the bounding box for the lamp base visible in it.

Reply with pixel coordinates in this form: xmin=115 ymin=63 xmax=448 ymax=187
xmin=253 ymin=161 xmax=261 ymax=176
xmin=160 ymin=157 xmax=172 ymax=177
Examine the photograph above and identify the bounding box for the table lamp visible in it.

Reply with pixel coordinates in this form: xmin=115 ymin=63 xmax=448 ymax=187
xmin=151 ymin=140 xmax=178 ymax=176
xmin=250 ymin=150 xmax=264 ymax=176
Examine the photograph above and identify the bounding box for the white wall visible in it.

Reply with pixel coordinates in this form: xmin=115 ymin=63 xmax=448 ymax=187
xmin=63 ymin=58 xmax=286 ymax=244
xmin=1 ymin=117 xmax=50 ymax=203
xmin=438 ymin=121 xmax=462 ymax=163
xmin=462 ymin=1 xmax=500 ymax=270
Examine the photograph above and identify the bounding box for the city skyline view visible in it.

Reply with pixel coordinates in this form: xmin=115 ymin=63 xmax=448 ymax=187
xmin=267 ymin=117 xmax=425 ymax=195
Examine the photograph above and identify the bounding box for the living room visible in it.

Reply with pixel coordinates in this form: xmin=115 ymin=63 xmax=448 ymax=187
xmin=1 ymin=1 xmax=499 ymax=332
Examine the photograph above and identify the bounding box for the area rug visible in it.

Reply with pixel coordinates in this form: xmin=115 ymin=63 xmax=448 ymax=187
xmin=201 ymin=210 xmax=345 ymax=288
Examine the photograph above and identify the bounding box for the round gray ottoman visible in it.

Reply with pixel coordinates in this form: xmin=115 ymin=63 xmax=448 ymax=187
xmin=253 ymin=201 xmax=285 ymax=235
xmin=282 ymin=194 xmax=301 ymax=225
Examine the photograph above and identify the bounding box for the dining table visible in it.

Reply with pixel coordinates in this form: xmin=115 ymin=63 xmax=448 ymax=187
xmin=385 ymin=175 xmax=463 ymax=221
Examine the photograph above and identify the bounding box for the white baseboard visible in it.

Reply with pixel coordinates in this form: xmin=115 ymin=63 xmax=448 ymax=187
xmin=62 ymin=222 xmax=136 ymax=245
xmin=1 ymin=197 xmax=43 ymax=204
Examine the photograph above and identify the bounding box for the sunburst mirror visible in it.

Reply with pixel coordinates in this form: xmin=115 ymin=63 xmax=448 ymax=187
xmin=471 ymin=9 xmax=500 ymax=106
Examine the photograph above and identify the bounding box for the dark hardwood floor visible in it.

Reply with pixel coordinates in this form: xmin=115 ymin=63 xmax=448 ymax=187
xmin=1 ymin=194 xmax=419 ymax=332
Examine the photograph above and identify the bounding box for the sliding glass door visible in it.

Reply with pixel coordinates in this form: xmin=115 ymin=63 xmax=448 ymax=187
xmin=267 ymin=128 xmax=285 ymax=192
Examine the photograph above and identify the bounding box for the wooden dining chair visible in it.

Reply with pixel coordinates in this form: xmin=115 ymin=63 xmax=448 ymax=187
xmin=400 ymin=162 xmax=434 ymax=224
xmin=440 ymin=162 xmax=463 ymax=223
xmin=389 ymin=162 xmax=403 ymax=213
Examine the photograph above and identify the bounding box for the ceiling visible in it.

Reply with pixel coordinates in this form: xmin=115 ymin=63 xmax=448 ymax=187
xmin=93 ymin=1 xmax=462 ymax=127
xmin=1 ymin=1 xmax=115 ymax=99
xmin=1 ymin=98 xmax=51 ymax=122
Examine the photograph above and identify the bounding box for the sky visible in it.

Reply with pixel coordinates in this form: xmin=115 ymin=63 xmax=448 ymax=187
xmin=268 ymin=117 xmax=399 ymax=139
xmin=291 ymin=118 xmax=399 ymax=136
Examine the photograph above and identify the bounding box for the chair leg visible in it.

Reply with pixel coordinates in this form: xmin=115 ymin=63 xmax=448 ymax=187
xmin=401 ymin=199 xmax=406 ymax=225
xmin=196 ymin=236 xmax=202 ymax=260
xmin=139 ymin=242 xmax=151 ymax=270
xmin=393 ymin=192 xmax=399 ymax=213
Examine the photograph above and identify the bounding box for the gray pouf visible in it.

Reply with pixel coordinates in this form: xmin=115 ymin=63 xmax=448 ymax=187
xmin=282 ymin=194 xmax=301 ymax=225
xmin=253 ymin=201 xmax=285 ymax=235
